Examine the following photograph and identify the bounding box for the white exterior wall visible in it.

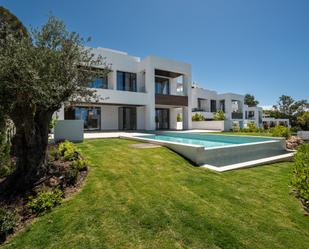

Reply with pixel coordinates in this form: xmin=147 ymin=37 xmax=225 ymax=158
xmin=57 ymin=47 xmax=192 ymax=131
xmin=101 ymin=105 xmax=119 ymax=130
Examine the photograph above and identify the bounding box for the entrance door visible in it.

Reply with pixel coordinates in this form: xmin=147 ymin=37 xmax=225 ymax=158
xmin=118 ymin=107 xmax=137 ymax=130
xmin=155 ymin=108 xmax=169 ymax=130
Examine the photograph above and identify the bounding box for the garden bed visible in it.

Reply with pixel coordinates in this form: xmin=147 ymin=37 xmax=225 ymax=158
xmin=0 ymin=141 xmax=89 ymax=244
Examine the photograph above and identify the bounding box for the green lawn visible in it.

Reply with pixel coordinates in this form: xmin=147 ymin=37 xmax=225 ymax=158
xmin=2 ymin=139 xmax=309 ymax=249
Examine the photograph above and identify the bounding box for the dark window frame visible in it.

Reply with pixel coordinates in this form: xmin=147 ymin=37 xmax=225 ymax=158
xmin=117 ymin=71 xmax=137 ymax=92
xmin=210 ymin=100 xmax=217 ymax=112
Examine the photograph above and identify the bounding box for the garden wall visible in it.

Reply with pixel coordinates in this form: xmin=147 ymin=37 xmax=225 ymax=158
xmin=192 ymin=120 xmax=232 ymax=131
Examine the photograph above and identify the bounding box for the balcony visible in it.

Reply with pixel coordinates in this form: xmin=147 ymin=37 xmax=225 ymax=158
xmin=232 ymin=112 xmax=243 ymax=119
xmin=192 ymin=108 xmax=207 ymax=112
xmin=155 ymin=94 xmax=188 ymax=106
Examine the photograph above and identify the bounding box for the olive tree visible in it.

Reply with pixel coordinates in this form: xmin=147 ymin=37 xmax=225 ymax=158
xmin=0 ymin=15 xmax=109 ymax=192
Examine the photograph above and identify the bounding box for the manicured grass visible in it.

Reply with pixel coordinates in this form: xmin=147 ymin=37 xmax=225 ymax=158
xmin=2 ymin=139 xmax=309 ymax=249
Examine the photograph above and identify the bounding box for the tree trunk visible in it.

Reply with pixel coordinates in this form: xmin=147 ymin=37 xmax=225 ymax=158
xmin=0 ymin=107 xmax=54 ymax=196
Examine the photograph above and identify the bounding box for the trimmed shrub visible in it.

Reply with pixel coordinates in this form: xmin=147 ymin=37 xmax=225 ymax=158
xmin=192 ymin=113 xmax=204 ymax=121
xmin=27 ymin=189 xmax=63 ymax=214
xmin=65 ymin=168 xmax=79 ymax=185
xmin=48 ymin=146 xmax=61 ymax=161
xmin=70 ymin=159 xmax=88 ymax=171
xmin=247 ymin=122 xmax=258 ymax=132
xmin=0 ymin=207 xmax=19 ymax=241
xmin=58 ymin=141 xmax=80 ymax=161
xmin=176 ymin=114 xmax=182 ymax=122
xmin=270 ymin=125 xmax=291 ymax=138
xmin=291 ymin=144 xmax=309 ymax=209
xmin=213 ymin=110 xmax=225 ymax=121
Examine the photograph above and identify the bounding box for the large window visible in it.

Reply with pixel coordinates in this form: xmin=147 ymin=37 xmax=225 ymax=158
xmin=210 ymin=100 xmax=217 ymax=112
xmin=65 ymin=106 xmax=101 ymax=130
xmin=117 ymin=71 xmax=137 ymax=92
xmin=219 ymin=100 xmax=225 ymax=112
xmin=197 ymin=98 xmax=207 ymax=111
xmin=118 ymin=107 xmax=137 ymax=130
xmin=155 ymin=77 xmax=170 ymax=95
xmin=89 ymin=76 xmax=108 ymax=89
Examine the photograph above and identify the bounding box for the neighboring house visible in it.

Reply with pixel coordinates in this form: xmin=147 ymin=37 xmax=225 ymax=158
xmin=191 ymin=84 xmax=289 ymax=129
xmin=262 ymin=113 xmax=290 ymax=128
xmin=191 ymin=84 xmax=255 ymax=128
xmin=57 ymin=47 xmax=192 ymax=131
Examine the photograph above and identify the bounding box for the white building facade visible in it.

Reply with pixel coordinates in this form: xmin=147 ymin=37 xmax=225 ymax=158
xmin=191 ymin=85 xmax=263 ymax=128
xmin=57 ymin=48 xmax=192 ymax=131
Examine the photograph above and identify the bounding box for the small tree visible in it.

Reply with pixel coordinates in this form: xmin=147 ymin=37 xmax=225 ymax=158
xmin=244 ymin=94 xmax=259 ymax=107
xmin=0 ymin=15 xmax=110 ymax=192
xmin=297 ymin=111 xmax=309 ymax=131
xmin=213 ymin=110 xmax=225 ymax=121
xmin=176 ymin=114 xmax=182 ymax=122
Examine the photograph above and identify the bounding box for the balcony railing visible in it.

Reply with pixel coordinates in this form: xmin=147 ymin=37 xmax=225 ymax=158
xmin=232 ymin=112 xmax=243 ymax=119
xmin=192 ymin=108 xmax=208 ymax=112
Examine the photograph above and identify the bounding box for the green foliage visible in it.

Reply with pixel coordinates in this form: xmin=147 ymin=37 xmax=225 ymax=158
xmin=0 ymin=14 xmax=110 ymax=185
xmin=58 ymin=141 xmax=80 ymax=161
xmin=292 ymin=144 xmax=309 ymax=207
xmin=244 ymin=94 xmax=259 ymax=107
xmin=297 ymin=111 xmax=309 ymax=131
xmin=192 ymin=113 xmax=204 ymax=121
xmin=176 ymin=114 xmax=182 ymax=122
xmin=247 ymin=122 xmax=258 ymax=132
xmin=49 ymin=117 xmax=58 ymax=131
xmin=48 ymin=146 xmax=60 ymax=161
xmin=0 ymin=207 xmax=19 ymax=239
xmin=231 ymin=122 xmax=240 ymax=132
xmin=0 ymin=6 xmax=28 ymax=41
xmin=270 ymin=125 xmax=291 ymax=138
xmin=0 ymin=117 xmax=14 ymax=177
xmin=213 ymin=110 xmax=225 ymax=121
xmin=70 ymin=159 xmax=88 ymax=171
xmin=27 ymin=189 xmax=63 ymax=214
xmin=65 ymin=168 xmax=79 ymax=186
xmin=271 ymin=95 xmax=309 ymax=127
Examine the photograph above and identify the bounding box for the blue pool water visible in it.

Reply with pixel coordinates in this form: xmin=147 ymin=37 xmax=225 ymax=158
xmin=139 ymin=133 xmax=275 ymax=148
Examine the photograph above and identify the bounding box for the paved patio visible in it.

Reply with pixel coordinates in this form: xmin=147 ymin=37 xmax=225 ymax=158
xmin=82 ymin=129 xmax=219 ymax=139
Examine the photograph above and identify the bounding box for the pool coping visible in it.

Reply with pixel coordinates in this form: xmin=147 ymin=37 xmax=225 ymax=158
xmin=201 ymin=152 xmax=295 ymax=172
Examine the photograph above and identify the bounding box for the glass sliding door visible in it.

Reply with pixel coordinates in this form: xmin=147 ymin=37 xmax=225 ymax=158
xmin=118 ymin=107 xmax=137 ymax=130
xmin=155 ymin=108 xmax=169 ymax=130
xmin=65 ymin=106 xmax=101 ymax=130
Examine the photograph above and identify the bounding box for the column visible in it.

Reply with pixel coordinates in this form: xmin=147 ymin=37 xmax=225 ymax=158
xmin=183 ymin=74 xmax=192 ymax=129
xmin=144 ymin=62 xmax=156 ymax=130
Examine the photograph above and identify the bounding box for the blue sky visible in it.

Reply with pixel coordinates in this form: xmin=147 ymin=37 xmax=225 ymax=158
xmin=2 ymin=0 xmax=308 ymax=106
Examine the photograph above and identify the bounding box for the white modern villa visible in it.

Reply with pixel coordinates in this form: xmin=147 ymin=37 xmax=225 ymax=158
xmin=56 ymin=47 xmax=289 ymax=132
xmin=57 ymin=47 xmax=192 ymax=131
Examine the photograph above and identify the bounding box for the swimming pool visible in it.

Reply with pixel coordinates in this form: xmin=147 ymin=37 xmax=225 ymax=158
xmin=139 ymin=133 xmax=275 ymax=149
xmin=125 ymin=132 xmax=290 ymax=171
